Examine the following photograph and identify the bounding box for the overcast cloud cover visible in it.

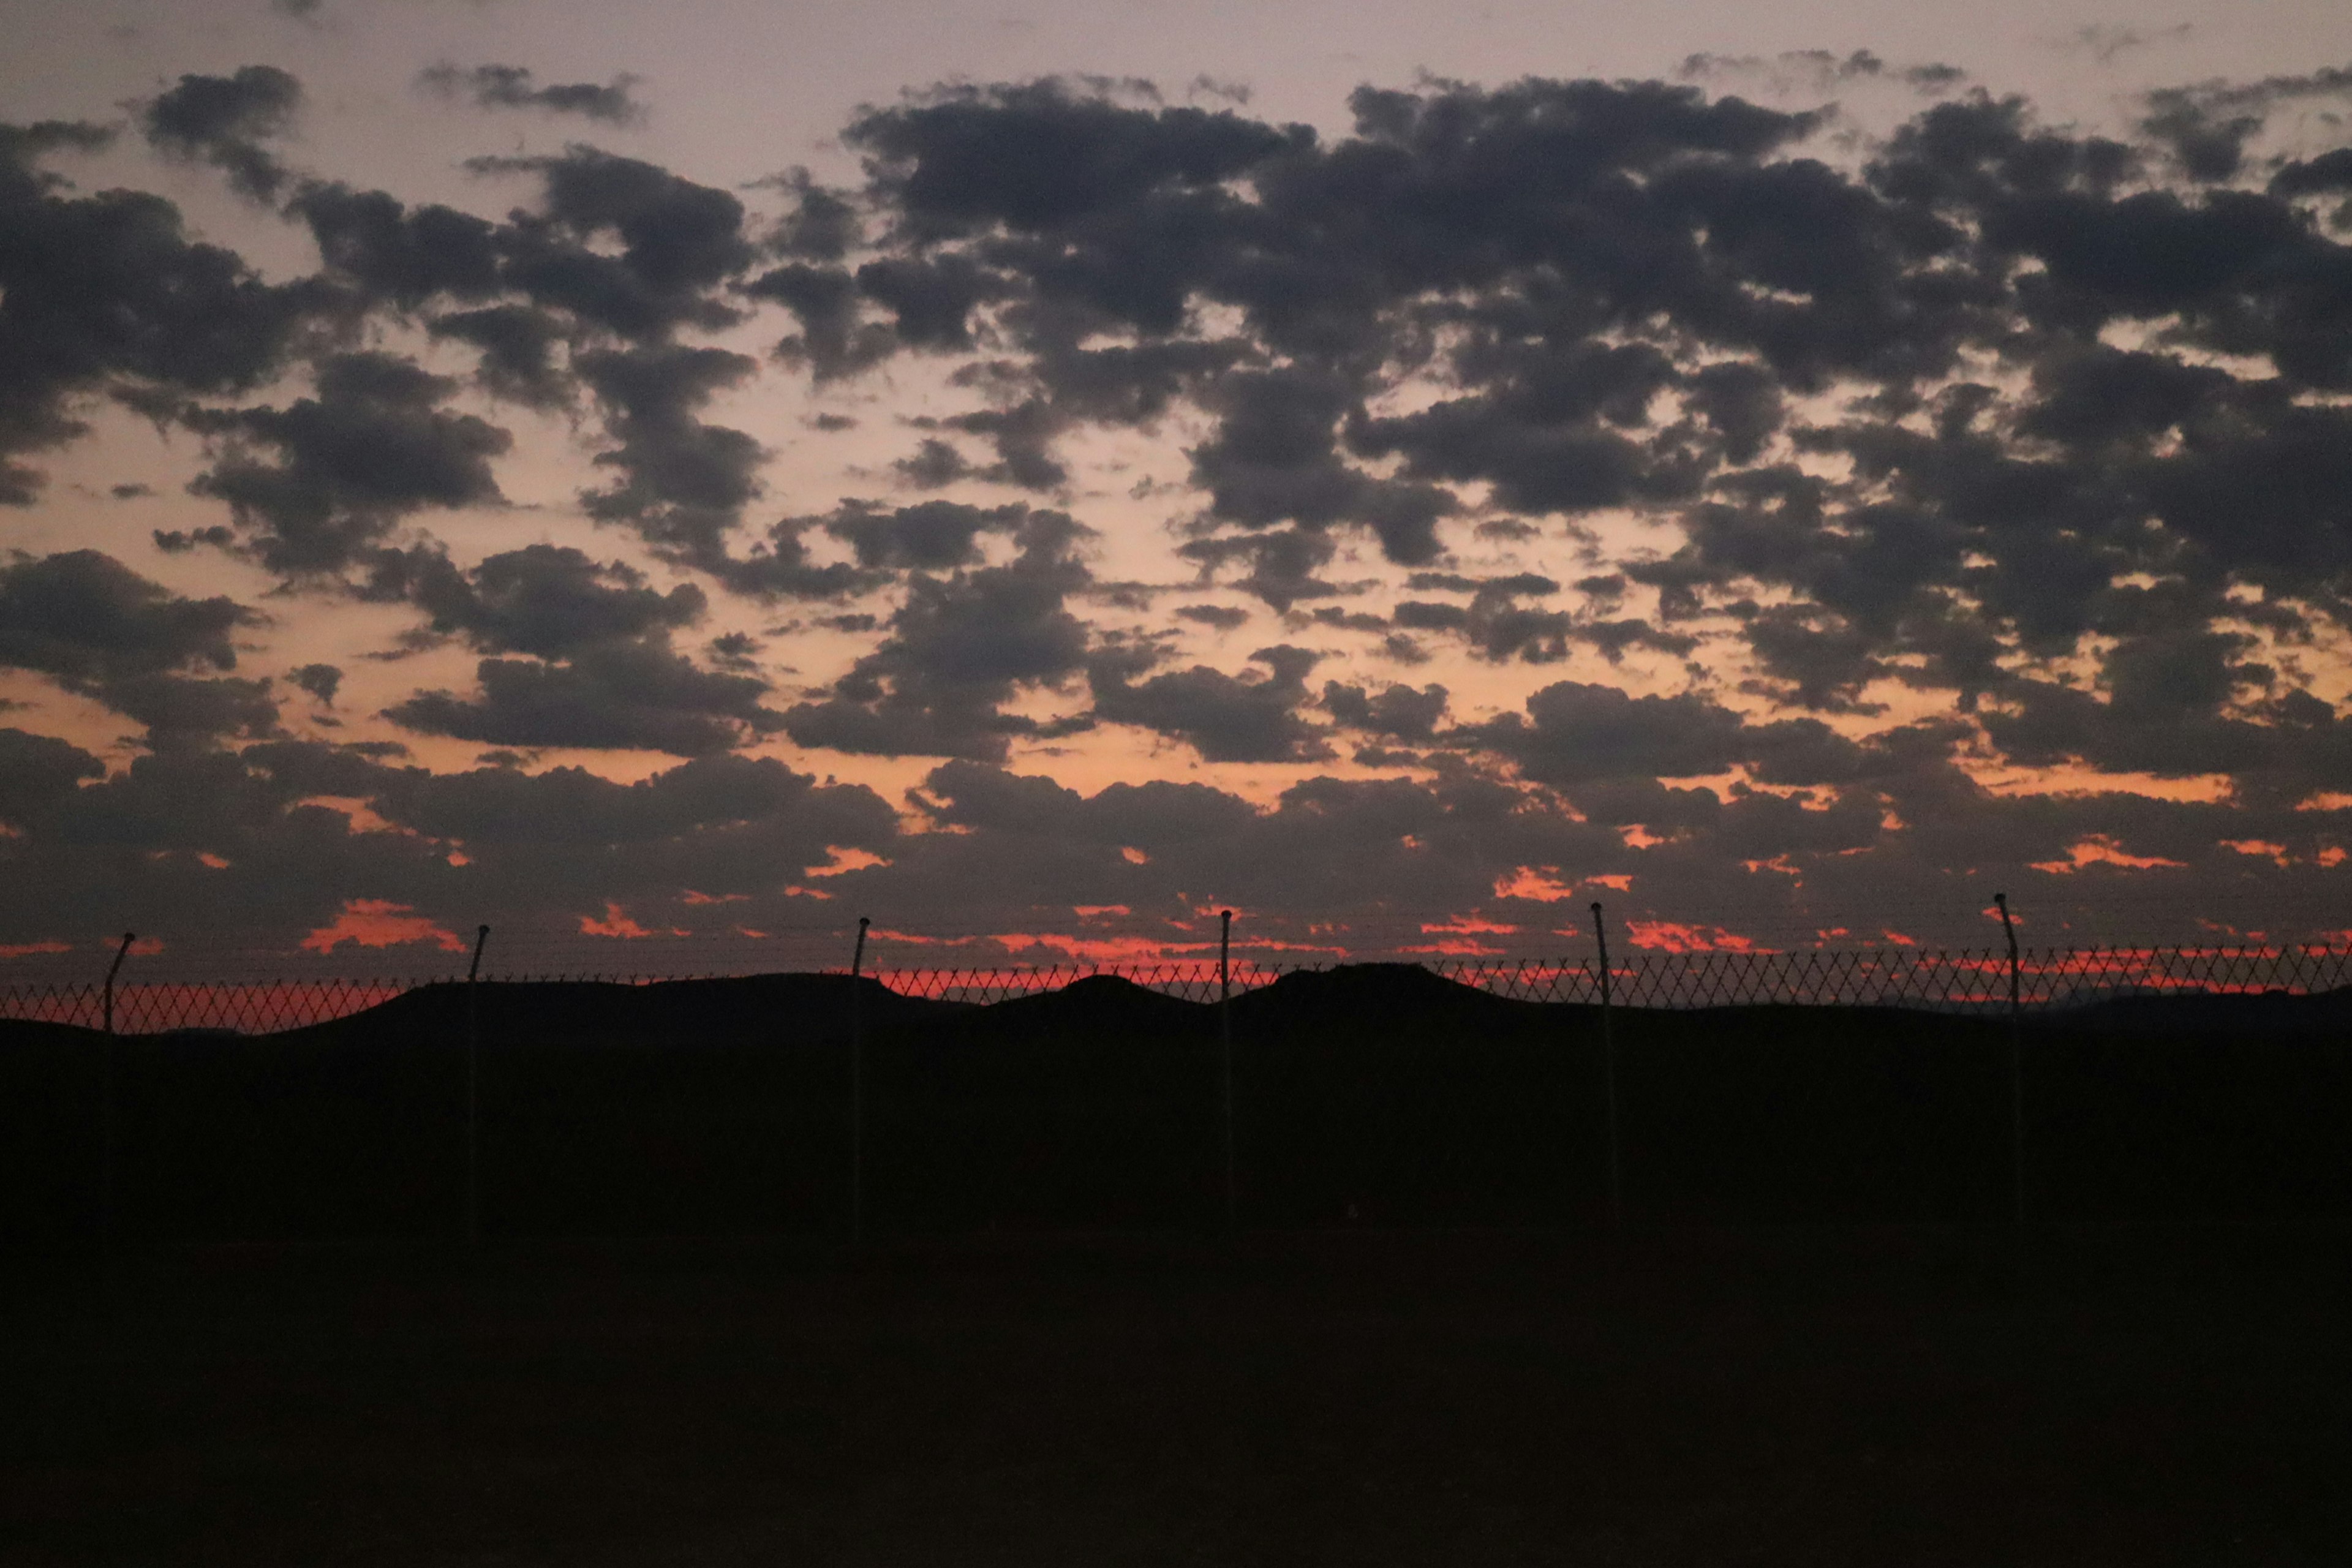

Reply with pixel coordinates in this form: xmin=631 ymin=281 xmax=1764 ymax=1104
xmin=6 ymin=1 xmax=2352 ymax=973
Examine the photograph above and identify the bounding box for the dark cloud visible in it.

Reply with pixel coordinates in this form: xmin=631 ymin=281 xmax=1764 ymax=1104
xmin=1176 ymin=526 xmax=1344 ymax=614
xmin=1455 ymin=679 xmax=1868 ymax=790
xmin=291 ymin=183 xmax=502 ymax=312
xmin=761 ymin=168 xmax=862 ymax=262
xmin=0 ymin=727 xmax=104 ymax=826
xmin=783 ymin=510 xmax=1093 ymax=761
xmin=366 ymin=544 xmax=785 ymax=757
xmin=894 ymin=436 xmax=971 ymax=489
xmin=1393 ymin=574 xmax=1696 ymax=668
xmin=479 ymin=145 xmax=755 ymax=341
xmin=419 ymin=64 xmax=647 ymax=127
xmin=178 ymin=352 xmax=511 ymax=578
xmin=385 ymin=635 xmax=782 ymax=757
xmin=426 ymin=305 xmax=570 ymax=407
xmin=0 ymin=736 xmax=903 ymax=961
xmin=1679 ymin=49 xmax=1968 ymax=94
xmin=101 ymin=672 xmax=284 ymax=744
xmin=0 ymin=121 xmax=319 ymax=505
xmin=0 ymin=549 xmax=253 ymax=686
xmin=856 ymin=253 xmax=1000 ymax=350
xmin=1191 ymin=368 xmax=1455 ymax=566
xmin=0 ymin=549 xmax=279 ymax=743
xmin=843 ymin=78 xmax=1296 ymax=243
xmin=574 ymin=345 xmax=761 ymax=568
xmin=7 ymin=68 xmax=2352 ymax=949
xmin=743 ymin=263 xmax=894 ymax=381
xmin=139 ymin=66 xmax=303 ymax=202
xmin=1088 ymin=643 xmax=1330 ymax=763
xmin=289 ymin=663 xmax=341 ymax=705
xmin=1174 ymin=604 xmax=1250 ymax=630
xmin=386 ymin=543 xmax=707 ymax=660
xmin=1322 ymin=679 xmax=1447 ymax=741
xmin=814 ymin=499 xmax=1035 ymax=571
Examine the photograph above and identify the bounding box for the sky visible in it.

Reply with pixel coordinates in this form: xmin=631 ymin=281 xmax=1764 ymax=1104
xmin=5 ymin=0 xmax=2352 ymax=977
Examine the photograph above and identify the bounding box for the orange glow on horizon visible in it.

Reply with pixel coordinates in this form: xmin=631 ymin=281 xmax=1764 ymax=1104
xmin=579 ymin=903 xmax=688 ymax=939
xmin=1493 ymin=865 xmax=1575 ymax=901
xmin=804 ymin=845 xmax=888 ymax=878
xmin=1624 ymin=920 xmax=1771 ymax=954
xmin=301 ymin=900 xmax=467 ymax=954
xmin=2029 ymin=835 xmax=2190 ymax=875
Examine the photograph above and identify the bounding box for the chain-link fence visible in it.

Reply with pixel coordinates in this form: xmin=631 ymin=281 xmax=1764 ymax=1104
xmin=4 ymin=944 xmax=2348 ymax=1034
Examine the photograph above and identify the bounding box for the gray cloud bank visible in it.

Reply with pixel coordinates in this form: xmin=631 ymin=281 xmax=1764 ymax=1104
xmin=6 ymin=61 xmax=2352 ymax=959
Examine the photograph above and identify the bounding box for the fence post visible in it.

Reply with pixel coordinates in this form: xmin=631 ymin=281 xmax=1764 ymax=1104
xmin=1591 ymin=903 xmax=1621 ymax=1229
xmin=466 ymin=924 xmax=488 ymax=1247
xmin=1995 ymin=893 xmax=2024 ymax=1225
xmin=849 ymin=916 xmax=869 ymax=1245
xmin=1220 ymin=909 xmax=1235 ymax=1230
xmin=100 ymin=932 xmax=133 ymax=1251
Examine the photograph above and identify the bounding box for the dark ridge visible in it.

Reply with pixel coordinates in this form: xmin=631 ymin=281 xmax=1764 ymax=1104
xmin=924 ymin=972 xmax=1209 ymax=1037
xmin=2045 ymin=984 xmax=2352 ymax=1035
xmin=4 ymin=967 xmax=2351 ymax=1244
xmin=295 ymin=971 xmax=966 ymax=1048
xmin=1230 ymin=960 xmax=1551 ymax=1030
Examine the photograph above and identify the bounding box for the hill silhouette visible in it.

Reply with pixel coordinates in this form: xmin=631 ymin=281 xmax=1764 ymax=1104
xmin=4 ymin=966 xmax=2350 ymax=1244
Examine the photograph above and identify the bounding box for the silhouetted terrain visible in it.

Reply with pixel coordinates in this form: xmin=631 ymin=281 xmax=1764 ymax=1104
xmin=6 ymin=1229 xmax=2350 ymax=1566
xmin=6 ymin=965 xmax=2351 ymax=1244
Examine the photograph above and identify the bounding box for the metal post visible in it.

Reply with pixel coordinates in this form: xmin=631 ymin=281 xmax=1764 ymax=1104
xmin=466 ymin=924 xmax=488 ymax=1247
xmin=1219 ymin=910 xmax=1235 ymax=1230
xmin=849 ymin=916 xmax=869 ymax=1245
xmin=1591 ymin=903 xmax=1621 ymax=1228
xmin=1995 ymin=893 xmax=2024 ymax=1226
xmin=100 ymin=932 xmax=133 ymax=1251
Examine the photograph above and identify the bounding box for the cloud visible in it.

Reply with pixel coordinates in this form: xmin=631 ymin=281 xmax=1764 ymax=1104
xmin=396 ymin=544 xmax=706 ymax=658
xmin=574 ymin=344 xmax=762 ymax=568
xmin=0 ymin=727 xmax=104 ymax=826
xmin=290 ymin=183 xmax=502 ymax=312
xmin=0 ymin=121 xmax=319 ymax=505
xmin=138 ymin=66 xmax=304 ymax=202
xmin=365 ymin=543 xmax=798 ymax=756
xmin=385 ymin=634 xmax=783 ymax=756
xmin=744 ymin=263 xmax=894 ymax=380
xmin=477 ymin=145 xmax=754 ymax=341
xmin=176 ymin=352 xmax=511 ymax=578
xmin=843 ymin=77 xmax=1297 ymax=243
xmin=289 ymin=663 xmax=341 ymax=705
xmin=0 ymin=737 xmax=903 ymax=959
xmin=419 ymin=64 xmax=647 ymax=127
xmin=0 ymin=549 xmax=279 ymax=742
xmin=815 ymin=499 xmax=1036 ymax=571
xmin=1453 ymin=679 xmax=1870 ymax=790
xmin=426 ymin=305 xmax=571 ymax=407
xmin=1322 ymin=680 xmax=1447 ymax=741
xmin=0 ymin=550 xmax=251 ymax=683
xmin=783 ymin=510 xmax=1094 ymax=761
xmin=10 ymin=67 xmax=2352 ymax=949
xmin=1088 ymin=643 xmax=1331 ymax=763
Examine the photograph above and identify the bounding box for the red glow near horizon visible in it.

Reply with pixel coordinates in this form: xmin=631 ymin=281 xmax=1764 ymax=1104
xmin=2029 ymin=835 xmax=2189 ymax=875
xmin=1492 ymin=865 xmax=1575 ymax=901
xmin=301 ymin=900 xmax=467 ymax=954
xmin=579 ymin=902 xmax=688 ymax=939
xmin=1624 ymin=920 xmax=1771 ymax=954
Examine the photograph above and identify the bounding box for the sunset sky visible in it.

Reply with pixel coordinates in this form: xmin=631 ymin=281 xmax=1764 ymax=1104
xmin=6 ymin=0 xmax=2352 ymax=976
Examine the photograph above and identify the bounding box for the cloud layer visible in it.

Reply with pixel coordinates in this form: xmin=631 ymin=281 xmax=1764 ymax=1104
xmin=6 ymin=61 xmax=2352 ymax=966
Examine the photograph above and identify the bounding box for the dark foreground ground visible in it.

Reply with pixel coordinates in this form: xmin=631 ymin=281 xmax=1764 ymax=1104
xmin=6 ymin=1226 xmax=2349 ymax=1566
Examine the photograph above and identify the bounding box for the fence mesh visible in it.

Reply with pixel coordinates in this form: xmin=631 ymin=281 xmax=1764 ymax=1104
xmin=2 ymin=945 xmax=2346 ymax=1035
